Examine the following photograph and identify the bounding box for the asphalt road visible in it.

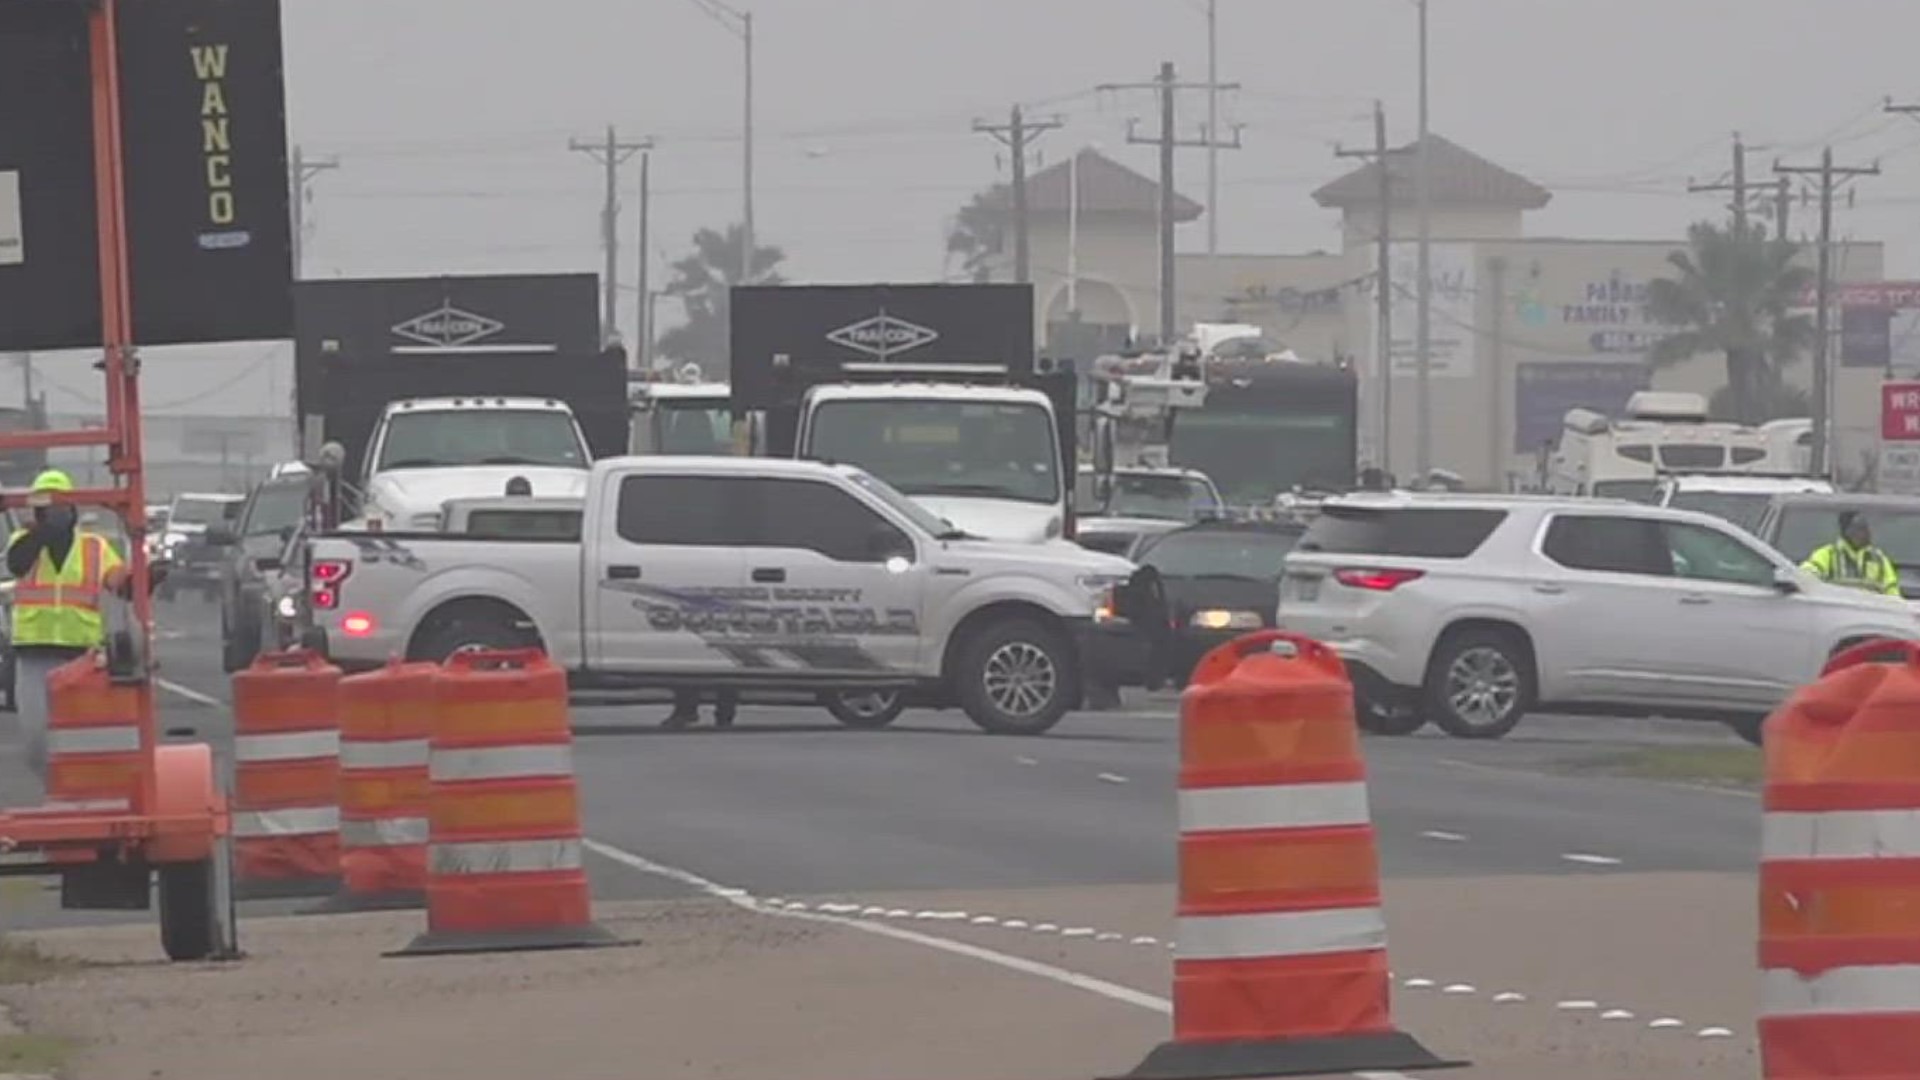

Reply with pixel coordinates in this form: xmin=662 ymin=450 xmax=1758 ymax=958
xmin=0 ymin=597 xmax=1767 ymax=1078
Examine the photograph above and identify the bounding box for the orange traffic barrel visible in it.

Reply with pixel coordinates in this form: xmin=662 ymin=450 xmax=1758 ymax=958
xmin=229 ymin=648 xmax=343 ymax=900
xmin=1116 ymin=631 xmax=1460 ymax=1080
xmin=43 ymin=650 xmax=144 ymax=814
xmin=318 ymin=659 xmax=435 ymax=912
xmin=391 ymin=648 xmax=616 ymax=956
xmin=1761 ymin=637 xmax=1920 ymax=1079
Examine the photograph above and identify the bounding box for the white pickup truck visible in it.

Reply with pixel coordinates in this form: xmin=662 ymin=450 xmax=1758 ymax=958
xmin=301 ymin=456 xmax=1136 ymax=734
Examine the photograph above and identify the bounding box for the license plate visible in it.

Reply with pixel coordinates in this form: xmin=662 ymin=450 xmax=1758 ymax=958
xmin=1292 ymin=576 xmax=1320 ymax=602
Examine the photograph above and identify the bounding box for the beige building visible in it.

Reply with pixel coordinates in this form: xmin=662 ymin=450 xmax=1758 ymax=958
xmin=970 ymin=139 xmax=1885 ymax=489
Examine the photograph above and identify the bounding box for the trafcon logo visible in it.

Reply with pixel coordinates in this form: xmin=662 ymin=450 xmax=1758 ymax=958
xmin=390 ymin=302 xmax=505 ymax=348
xmin=826 ymin=313 xmax=939 ymax=358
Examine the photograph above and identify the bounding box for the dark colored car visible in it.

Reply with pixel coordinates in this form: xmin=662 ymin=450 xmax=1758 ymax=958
xmin=209 ymin=472 xmax=314 ymax=672
xmin=1089 ymin=520 xmax=1304 ymax=689
xmin=1753 ymin=492 xmax=1920 ymax=600
xmin=157 ymin=493 xmax=244 ymax=601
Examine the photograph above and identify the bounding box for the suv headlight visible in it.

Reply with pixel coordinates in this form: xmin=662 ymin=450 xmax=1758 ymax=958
xmin=1190 ymin=609 xmax=1262 ymax=631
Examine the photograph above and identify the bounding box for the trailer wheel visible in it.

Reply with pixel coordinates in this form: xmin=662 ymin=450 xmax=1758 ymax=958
xmin=157 ymin=858 xmax=216 ymax=962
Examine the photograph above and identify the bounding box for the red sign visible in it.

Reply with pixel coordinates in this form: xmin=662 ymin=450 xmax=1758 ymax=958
xmin=1883 ymin=382 xmax=1920 ymax=441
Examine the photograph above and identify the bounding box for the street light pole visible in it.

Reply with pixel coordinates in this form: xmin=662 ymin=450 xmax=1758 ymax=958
xmin=689 ymin=0 xmax=755 ymax=283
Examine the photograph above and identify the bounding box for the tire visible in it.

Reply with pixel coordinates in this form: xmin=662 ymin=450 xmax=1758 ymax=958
xmin=1423 ymin=628 xmax=1533 ymax=740
xmin=822 ymin=690 xmax=906 ymax=730
xmin=1357 ymin=699 xmax=1428 ymax=737
xmin=1728 ymin=715 xmax=1765 ymax=747
xmin=220 ymin=608 xmax=256 ymax=673
xmin=157 ymin=858 xmax=216 ymax=962
xmin=953 ymin=619 xmax=1076 ymax=736
xmin=412 ymin=615 xmax=527 ymax=663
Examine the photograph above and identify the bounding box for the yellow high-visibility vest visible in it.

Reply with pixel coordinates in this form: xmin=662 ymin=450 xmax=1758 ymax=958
xmin=8 ymin=529 xmax=123 ymax=648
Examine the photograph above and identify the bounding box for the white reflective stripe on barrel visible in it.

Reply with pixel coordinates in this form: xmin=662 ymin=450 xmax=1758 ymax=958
xmin=1763 ymin=965 xmax=1920 ymax=1016
xmin=13 ymin=798 xmax=131 ymax=815
xmin=340 ymin=817 xmax=428 ymax=847
xmin=339 ymin=738 xmax=429 ymax=771
xmin=429 ymin=745 xmax=573 ymax=783
xmin=1177 ymin=906 xmax=1387 ymax=962
xmin=235 ymin=731 xmax=339 ymax=764
xmin=430 ymin=838 xmax=582 ymax=875
xmin=1180 ymin=781 xmax=1371 ymax=833
xmin=1763 ymin=809 xmax=1920 ymax=860
xmin=46 ymin=726 xmax=140 ymax=755
xmin=232 ymin=806 xmax=340 ymax=838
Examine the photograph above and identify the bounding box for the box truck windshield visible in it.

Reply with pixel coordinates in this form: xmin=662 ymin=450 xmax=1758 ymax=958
xmin=805 ymin=399 xmax=1060 ymax=505
xmin=376 ymin=409 xmax=589 ymax=471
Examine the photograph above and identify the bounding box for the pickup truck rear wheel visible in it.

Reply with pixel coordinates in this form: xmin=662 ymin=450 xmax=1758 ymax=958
xmin=822 ymin=691 xmax=906 ymax=729
xmin=955 ymin=619 xmax=1075 ymax=736
xmin=414 ymin=616 xmax=526 ymax=663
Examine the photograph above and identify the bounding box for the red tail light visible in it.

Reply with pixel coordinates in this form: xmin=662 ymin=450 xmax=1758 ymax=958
xmin=312 ymin=559 xmax=351 ymax=610
xmin=1334 ymin=567 xmax=1425 ymax=591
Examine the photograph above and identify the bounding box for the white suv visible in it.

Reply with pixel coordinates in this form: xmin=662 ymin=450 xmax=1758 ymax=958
xmin=1277 ymin=492 xmax=1919 ymax=743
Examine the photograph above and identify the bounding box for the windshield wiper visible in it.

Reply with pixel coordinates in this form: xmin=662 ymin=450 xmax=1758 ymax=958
xmin=478 ymin=456 xmax=555 ymax=466
xmin=935 ymin=528 xmax=979 ymax=541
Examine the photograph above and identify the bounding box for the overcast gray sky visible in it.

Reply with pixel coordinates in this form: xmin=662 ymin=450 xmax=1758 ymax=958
xmin=24 ymin=0 xmax=1920 ymax=417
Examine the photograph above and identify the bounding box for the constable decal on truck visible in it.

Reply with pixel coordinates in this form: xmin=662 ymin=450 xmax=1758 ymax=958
xmin=607 ymin=582 xmax=917 ymax=669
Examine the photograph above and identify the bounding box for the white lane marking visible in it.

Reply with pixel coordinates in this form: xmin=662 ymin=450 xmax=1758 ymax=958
xmin=1601 ymin=1009 xmax=1635 ymax=1020
xmin=1419 ymin=830 xmax=1467 ymax=842
xmin=1492 ymin=992 xmax=1525 ymax=1003
xmin=1015 ymin=756 xmax=1039 ymax=766
xmin=1561 ymin=853 xmax=1623 ymax=867
xmin=1004 ymin=919 xmax=1030 ymax=929
xmin=1697 ymin=1027 xmax=1733 ymax=1038
xmin=1441 ymin=983 xmax=1475 ymax=994
xmin=1097 ymin=773 xmax=1129 ymax=785
xmin=1403 ymin=978 xmax=1435 ymax=989
xmin=1557 ymin=1000 xmax=1599 ymax=1011
xmin=1129 ymin=936 xmax=1157 ymax=946
xmin=1033 ymin=923 xmax=1059 ymax=933
xmin=1095 ymin=932 xmax=1122 ymax=942
xmin=579 ymin=838 xmax=1174 ymax=1016
xmin=157 ymin=678 xmax=224 ymax=708
xmin=1648 ymin=1018 xmax=1684 ymax=1029
xmin=1062 ymin=927 xmax=1095 ymax=938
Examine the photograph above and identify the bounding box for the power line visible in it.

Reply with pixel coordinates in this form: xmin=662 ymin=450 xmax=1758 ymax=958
xmin=971 ymin=106 xmax=1062 ymax=283
xmin=1776 ymin=147 xmax=1879 ymax=476
xmin=1100 ymin=61 xmax=1240 ymax=342
xmin=569 ymin=126 xmax=652 ymax=344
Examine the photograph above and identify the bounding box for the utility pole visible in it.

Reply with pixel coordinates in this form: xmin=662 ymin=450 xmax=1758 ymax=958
xmin=1102 ymin=61 xmax=1240 ymax=343
xmin=635 ymin=149 xmax=651 ymax=370
xmin=288 ymin=144 xmax=338 ymax=279
xmin=1335 ymin=100 xmax=1412 ymax=474
xmin=570 ymin=126 xmax=651 ymax=345
xmin=1687 ymin=134 xmax=1756 ymax=235
xmin=1774 ymin=177 xmax=1792 ymax=240
xmin=972 ymin=106 xmax=1062 ymax=284
xmin=1413 ymin=0 xmax=1428 ymax=474
xmin=1775 ymin=148 xmax=1878 ymax=477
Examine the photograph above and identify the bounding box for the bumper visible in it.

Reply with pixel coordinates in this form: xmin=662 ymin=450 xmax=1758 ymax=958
xmin=1078 ymin=617 xmax=1154 ymax=690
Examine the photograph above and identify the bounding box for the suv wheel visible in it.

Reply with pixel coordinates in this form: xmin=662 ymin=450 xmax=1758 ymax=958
xmin=955 ymin=619 xmax=1075 ymax=736
xmin=823 ymin=690 xmax=906 ymax=730
xmin=1424 ymin=628 xmax=1532 ymax=739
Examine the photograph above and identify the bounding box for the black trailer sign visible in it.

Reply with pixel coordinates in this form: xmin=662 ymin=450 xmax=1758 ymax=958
xmin=729 ymin=283 xmax=1034 ymax=411
xmin=0 ymin=0 xmax=293 ymax=351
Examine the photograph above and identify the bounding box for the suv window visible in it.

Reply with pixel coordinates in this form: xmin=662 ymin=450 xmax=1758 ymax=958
xmin=744 ymin=479 xmax=912 ymax=563
xmin=1542 ymin=515 xmax=1671 ymax=576
xmin=616 ymin=475 xmax=754 ymax=545
xmin=1662 ymin=522 xmax=1775 ymax=587
xmin=1298 ymin=507 xmax=1505 ymax=559
xmin=242 ymin=481 xmax=309 ymax=538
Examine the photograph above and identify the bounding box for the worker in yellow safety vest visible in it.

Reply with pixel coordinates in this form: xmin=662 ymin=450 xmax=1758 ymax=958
xmin=3 ymin=469 xmax=134 ymax=778
xmin=1801 ymin=510 xmax=1903 ymax=597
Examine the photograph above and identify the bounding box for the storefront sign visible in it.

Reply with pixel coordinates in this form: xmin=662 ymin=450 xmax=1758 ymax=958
xmin=1881 ymin=381 xmax=1920 ymax=441
xmin=1513 ymin=360 xmax=1650 ymax=453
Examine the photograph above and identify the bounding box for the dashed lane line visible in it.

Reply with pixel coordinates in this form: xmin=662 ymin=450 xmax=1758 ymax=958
xmin=157 ymin=679 xmax=223 ymax=708
xmin=1561 ymin=853 xmax=1624 ymax=867
xmin=580 ymin=838 xmax=1421 ymax=1080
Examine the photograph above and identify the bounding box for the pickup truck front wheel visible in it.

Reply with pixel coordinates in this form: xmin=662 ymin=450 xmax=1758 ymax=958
xmin=414 ymin=613 xmax=530 ymax=663
xmin=955 ymin=619 xmax=1075 ymax=737
xmin=822 ymin=691 xmax=906 ymax=730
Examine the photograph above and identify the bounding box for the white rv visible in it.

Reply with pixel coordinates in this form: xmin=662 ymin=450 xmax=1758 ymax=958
xmin=1546 ymin=391 xmax=1811 ymax=502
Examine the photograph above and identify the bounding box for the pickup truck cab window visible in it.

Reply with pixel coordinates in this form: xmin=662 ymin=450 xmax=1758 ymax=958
xmin=615 ymin=474 xmax=752 ymax=546
xmin=747 ymin=479 xmax=914 ymax=564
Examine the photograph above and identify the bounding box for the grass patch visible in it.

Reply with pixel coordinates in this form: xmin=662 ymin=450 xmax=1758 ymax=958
xmin=1560 ymin=745 xmax=1763 ymax=789
xmin=0 ymin=1032 xmax=74 ymax=1074
xmin=0 ymin=938 xmax=89 ymax=986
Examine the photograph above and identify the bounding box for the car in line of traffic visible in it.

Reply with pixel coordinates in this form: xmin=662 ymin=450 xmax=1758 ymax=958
xmin=1272 ymin=491 xmax=1919 ymax=745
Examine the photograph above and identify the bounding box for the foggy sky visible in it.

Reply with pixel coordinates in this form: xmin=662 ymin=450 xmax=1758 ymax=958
xmin=22 ymin=0 xmax=1916 ymax=416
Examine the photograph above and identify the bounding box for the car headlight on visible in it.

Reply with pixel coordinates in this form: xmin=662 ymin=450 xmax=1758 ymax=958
xmin=1190 ymin=609 xmax=1262 ymax=631
xmin=276 ymin=595 xmax=298 ymax=620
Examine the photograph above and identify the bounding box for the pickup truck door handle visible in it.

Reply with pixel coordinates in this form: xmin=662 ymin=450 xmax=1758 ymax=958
xmin=1679 ymin=593 xmax=1711 ymax=605
xmin=1532 ymin=582 xmax=1565 ymax=595
xmin=606 ymin=565 xmax=641 ymax=581
xmin=751 ymin=567 xmax=786 ymax=583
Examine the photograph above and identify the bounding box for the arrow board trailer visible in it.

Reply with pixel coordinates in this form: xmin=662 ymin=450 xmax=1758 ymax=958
xmin=729 ymin=283 xmax=1079 ymax=544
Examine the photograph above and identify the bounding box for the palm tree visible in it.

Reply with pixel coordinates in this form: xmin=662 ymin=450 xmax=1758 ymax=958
xmin=946 ymin=186 xmax=1008 ymax=283
xmin=653 ymin=224 xmax=786 ymax=375
xmin=1645 ymin=220 xmax=1815 ymax=424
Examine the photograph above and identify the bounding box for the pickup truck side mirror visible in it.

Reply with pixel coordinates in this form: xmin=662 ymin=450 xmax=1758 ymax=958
xmin=867 ymin=526 xmax=911 ymax=562
xmin=1772 ymin=566 xmax=1801 ymax=594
